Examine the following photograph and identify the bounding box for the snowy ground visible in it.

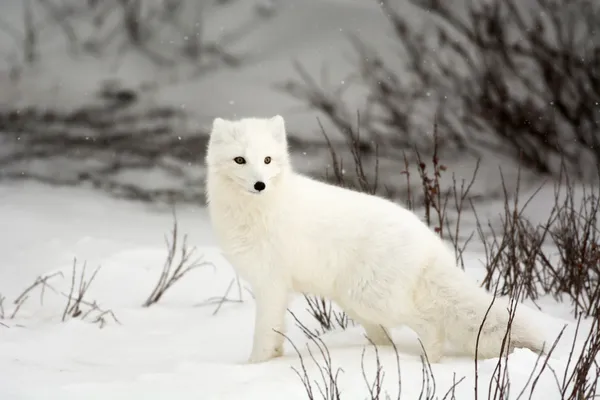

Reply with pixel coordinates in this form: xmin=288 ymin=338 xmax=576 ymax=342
xmin=0 ymin=181 xmax=595 ymax=399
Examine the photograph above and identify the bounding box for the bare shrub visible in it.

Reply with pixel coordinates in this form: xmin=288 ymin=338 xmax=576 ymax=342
xmin=473 ymin=278 xmax=566 ymax=400
xmin=284 ymin=310 xmax=468 ymax=399
xmin=11 ymin=271 xmax=64 ymax=319
xmin=195 ymin=276 xmax=250 ymax=316
xmin=1 ymin=0 xmax=275 ymax=76
xmin=286 ymin=279 xmax=597 ymax=400
xmin=280 ymin=312 xmax=344 ymax=400
xmin=283 ymin=0 xmax=600 ymax=178
xmin=0 ymin=260 xmax=118 ymax=328
xmin=318 ymin=115 xmax=381 ymax=195
xmin=477 ymin=168 xmax=552 ymax=303
xmin=361 ymin=342 xmax=386 ymax=400
xmin=143 ymin=214 xmax=211 ymax=307
xmin=62 ymin=259 xmax=99 ymax=321
xmin=479 ymin=162 xmax=600 ymax=317
xmin=301 ymin=295 xmax=352 ymax=336
xmin=544 ymin=176 xmax=600 ymax=316
xmin=60 ymin=259 xmax=118 ymax=328
xmin=553 ymin=312 xmax=600 ymax=399
xmin=0 ymin=101 xmax=210 ymax=204
xmin=82 ymin=0 xmax=247 ymax=69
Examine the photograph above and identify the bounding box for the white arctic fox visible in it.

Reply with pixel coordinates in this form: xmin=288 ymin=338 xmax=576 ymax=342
xmin=205 ymin=115 xmax=546 ymax=364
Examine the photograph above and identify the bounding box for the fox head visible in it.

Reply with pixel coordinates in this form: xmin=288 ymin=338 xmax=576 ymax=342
xmin=206 ymin=115 xmax=291 ymax=195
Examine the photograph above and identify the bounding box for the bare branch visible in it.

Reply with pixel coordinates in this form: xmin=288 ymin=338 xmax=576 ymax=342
xmin=143 ymin=210 xmax=212 ymax=307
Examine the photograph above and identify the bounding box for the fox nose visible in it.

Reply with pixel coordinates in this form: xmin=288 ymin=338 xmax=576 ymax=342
xmin=254 ymin=181 xmax=266 ymax=192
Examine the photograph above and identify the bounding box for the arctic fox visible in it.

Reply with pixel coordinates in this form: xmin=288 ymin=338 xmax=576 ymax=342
xmin=205 ymin=115 xmax=546 ymax=364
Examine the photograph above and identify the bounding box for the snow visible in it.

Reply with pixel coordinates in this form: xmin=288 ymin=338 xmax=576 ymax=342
xmin=0 ymin=0 xmax=598 ymax=398
xmin=0 ymin=181 xmax=597 ymax=399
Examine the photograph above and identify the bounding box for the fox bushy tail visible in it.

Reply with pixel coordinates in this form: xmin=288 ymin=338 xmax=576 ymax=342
xmin=416 ymin=253 xmax=547 ymax=360
xmin=447 ymin=278 xmax=545 ymax=358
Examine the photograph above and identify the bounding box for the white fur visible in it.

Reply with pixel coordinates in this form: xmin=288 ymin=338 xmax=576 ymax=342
xmin=205 ymin=116 xmax=546 ymax=364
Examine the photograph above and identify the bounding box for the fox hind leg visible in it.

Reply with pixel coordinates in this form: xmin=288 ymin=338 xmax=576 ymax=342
xmin=362 ymin=323 xmax=394 ymax=346
xmin=340 ymin=306 xmax=394 ymax=346
xmin=408 ymin=318 xmax=446 ymax=363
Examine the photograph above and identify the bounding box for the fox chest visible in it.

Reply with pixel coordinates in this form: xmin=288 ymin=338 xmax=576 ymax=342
xmin=219 ymin=222 xmax=271 ymax=253
xmin=211 ymin=211 xmax=281 ymax=260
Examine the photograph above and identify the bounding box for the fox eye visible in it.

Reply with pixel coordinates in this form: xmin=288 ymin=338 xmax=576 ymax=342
xmin=264 ymin=156 xmax=272 ymax=164
xmin=233 ymin=157 xmax=246 ymax=164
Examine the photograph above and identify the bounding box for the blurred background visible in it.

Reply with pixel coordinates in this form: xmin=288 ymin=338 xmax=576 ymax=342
xmin=0 ymin=0 xmax=598 ymax=206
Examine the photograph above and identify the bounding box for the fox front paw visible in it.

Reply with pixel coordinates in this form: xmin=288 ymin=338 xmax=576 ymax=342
xmin=247 ymin=344 xmax=283 ymax=364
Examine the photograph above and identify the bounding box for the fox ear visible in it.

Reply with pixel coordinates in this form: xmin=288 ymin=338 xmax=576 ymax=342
xmin=269 ymin=115 xmax=286 ymax=144
xmin=211 ymin=117 xmax=229 ymax=134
